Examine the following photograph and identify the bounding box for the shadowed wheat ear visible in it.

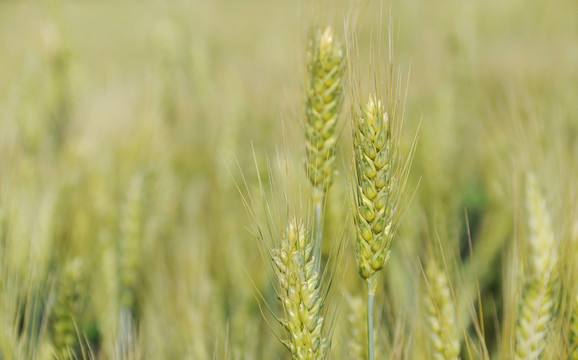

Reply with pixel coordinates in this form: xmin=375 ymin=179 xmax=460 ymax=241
xmin=424 ymin=261 xmax=460 ymax=360
xmin=272 ymin=218 xmax=327 ymax=359
xmin=515 ymin=173 xmax=557 ymax=360
xmin=304 ymin=26 xmax=345 ymax=263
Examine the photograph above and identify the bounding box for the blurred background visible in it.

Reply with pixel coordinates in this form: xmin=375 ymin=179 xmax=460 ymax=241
xmin=0 ymin=0 xmax=577 ymax=359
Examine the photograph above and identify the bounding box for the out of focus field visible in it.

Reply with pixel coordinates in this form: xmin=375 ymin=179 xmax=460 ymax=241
xmin=0 ymin=0 xmax=577 ymax=359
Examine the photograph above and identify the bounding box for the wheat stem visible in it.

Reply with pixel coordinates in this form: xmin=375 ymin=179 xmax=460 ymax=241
xmin=367 ymin=289 xmax=375 ymax=360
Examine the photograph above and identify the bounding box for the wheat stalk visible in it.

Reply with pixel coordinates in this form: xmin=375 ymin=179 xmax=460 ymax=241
xmin=424 ymin=262 xmax=460 ymax=360
xmin=514 ymin=174 xmax=557 ymax=360
xmin=347 ymin=295 xmax=382 ymax=360
xmin=272 ymin=218 xmax=326 ymax=360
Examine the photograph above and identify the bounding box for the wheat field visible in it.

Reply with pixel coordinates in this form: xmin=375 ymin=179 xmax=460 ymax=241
xmin=0 ymin=0 xmax=577 ymax=359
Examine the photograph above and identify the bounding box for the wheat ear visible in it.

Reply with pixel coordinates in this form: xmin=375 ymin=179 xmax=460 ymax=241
xmin=272 ymin=218 xmax=326 ymax=359
xmin=304 ymin=26 xmax=345 ymax=262
xmin=305 ymin=26 xmax=344 ymax=202
xmin=352 ymin=93 xmax=400 ymax=360
xmin=353 ymin=94 xmax=398 ymax=292
xmin=515 ymin=174 xmax=557 ymax=360
xmin=51 ymin=258 xmax=83 ymax=359
xmin=424 ymin=262 xmax=460 ymax=360
xmin=119 ymin=174 xmax=145 ymax=311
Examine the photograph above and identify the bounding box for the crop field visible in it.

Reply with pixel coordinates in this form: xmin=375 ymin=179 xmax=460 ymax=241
xmin=0 ymin=0 xmax=577 ymax=359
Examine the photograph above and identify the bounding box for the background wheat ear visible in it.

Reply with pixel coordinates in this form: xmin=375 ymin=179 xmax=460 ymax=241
xmin=305 ymin=26 xmax=345 ymax=203
xmin=51 ymin=258 xmax=84 ymax=359
xmin=424 ymin=261 xmax=460 ymax=360
xmin=119 ymin=173 xmax=147 ymax=313
xmin=271 ymin=217 xmax=326 ymax=360
xmin=304 ymin=26 xmax=345 ymax=265
xmin=514 ymin=173 xmax=558 ymax=360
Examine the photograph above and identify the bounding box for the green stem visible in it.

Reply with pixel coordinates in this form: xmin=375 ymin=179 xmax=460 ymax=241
xmin=367 ymin=289 xmax=375 ymax=360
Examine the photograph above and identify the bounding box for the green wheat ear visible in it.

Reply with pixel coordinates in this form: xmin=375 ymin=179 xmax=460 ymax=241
xmin=515 ymin=173 xmax=557 ymax=360
xmin=272 ymin=218 xmax=326 ymax=359
xmin=305 ymin=26 xmax=345 ymax=204
xmin=353 ymin=94 xmax=397 ymax=293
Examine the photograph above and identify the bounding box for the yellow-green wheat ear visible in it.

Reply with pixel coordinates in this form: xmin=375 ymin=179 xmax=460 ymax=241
xmin=305 ymin=26 xmax=345 ymax=204
xmin=424 ymin=262 xmax=460 ymax=360
xmin=51 ymin=259 xmax=84 ymax=359
xmin=515 ymin=173 xmax=557 ymax=360
xmin=353 ymin=94 xmax=396 ymax=293
xmin=271 ymin=218 xmax=326 ymax=359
